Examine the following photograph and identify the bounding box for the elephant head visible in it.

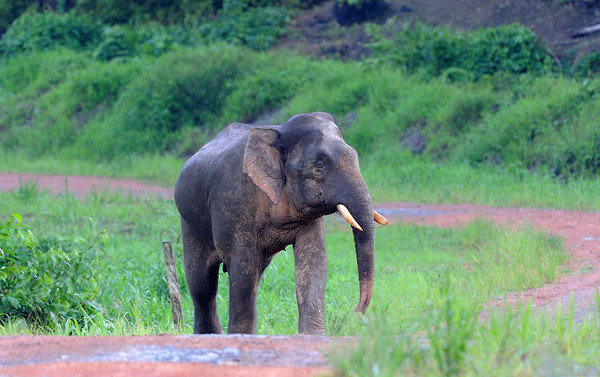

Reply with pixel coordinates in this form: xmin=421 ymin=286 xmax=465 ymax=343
xmin=242 ymin=112 xmax=387 ymax=314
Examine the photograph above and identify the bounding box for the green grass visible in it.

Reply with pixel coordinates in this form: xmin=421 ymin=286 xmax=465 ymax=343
xmin=3 ymin=188 xmax=595 ymax=376
xmin=3 ymin=45 xmax=600 ymax=181
xmin=0 ymin=187 xmax=571 ymax=336
xmin=2 ymin=151 xmax=600 ymax=211
xmin=361 ymin=156 xmax=600 ymax=210
xmin=330 ymin=298 xmax=600 ymax=377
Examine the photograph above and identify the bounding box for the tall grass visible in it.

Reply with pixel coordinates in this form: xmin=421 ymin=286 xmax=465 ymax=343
xmin=331 ymin=298 xmax=600 ymax=377
xmin=0 ymin=189 xmax=570 ymax=336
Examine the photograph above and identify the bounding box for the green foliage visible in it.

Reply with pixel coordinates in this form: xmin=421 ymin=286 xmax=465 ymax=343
xmin=331 ymin=300 xmax=600 ymax=377
xmin=329 ymin=313 xmax=422 ymax=377
xmin=92 ymin=24 xmax=174 ymax=61
xmin=459 ymin=76 xmax=600 ymax=179
xmin=217 ymin=50 xmax=312 ymax=124
xmin=76 ymin=45 xmax=250 ymax=158
xmin=0 ymin=10 xmax=101 ymax=57
xmin=572 ymin=51 xmax=600 ymax=78
xmin=92 ymin=26 xmax=136 ymax=61
xmin=427 ymin=291 xmax=478 ymax=377
xmin=190 ymin=5 xmax=289 ymax=51
xmin=0 ymin=0 xmax=36 ymax=36
xmin=367 ymin=21 xmax=554 ymax=79
xmin=74 ymin=0 xmax=212 ymax=25
xmin=0 ymin=213 xmax=101 ymax=327
xmin=1 ymin=53 xmax=140 ymax=156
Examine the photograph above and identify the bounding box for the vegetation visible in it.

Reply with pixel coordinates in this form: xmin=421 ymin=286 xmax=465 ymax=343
xmin=367 ymin=22 xmax=554 ymax=78
xmin=0 ymin=188 xmax=569 ymax=336
xmin=0 ymin=213 xmax=101 ymax=327
xmin=330 ymin=296 xmax=600 ymax=376
xmin=1 ymin=1 xmax=600 ymax=375
xmin=2 ymin=188 xmax=598 ymax=375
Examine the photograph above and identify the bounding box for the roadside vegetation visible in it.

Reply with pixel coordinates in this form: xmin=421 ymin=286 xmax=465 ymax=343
xmin=1 ymin=1 xmax=600 ymax=375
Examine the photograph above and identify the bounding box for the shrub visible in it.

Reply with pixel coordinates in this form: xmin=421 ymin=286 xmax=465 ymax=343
xmin=92 ymin=26 xmax=135 ymax=61
xmin=0 ymin=0 xmax=37 ymax=37
xmin=367 ymin=22 xmax=554 ymax=79
xmin=0 ymin=214 xmax=101 ymax=327
xmin=93 ymin=23 xmax=174 ymax=61
xmin=0 ymin=10 xmax=101 ymax=57
xmin=572 ymin=51 xmax=600 ymax=78
xmin=218 ymin=50 xmax=312 ymax=124
xmin=74 ymin=0 xmax=215 ymax=25
xmin=193 ymin=5 xmax=289 ymax=51
xmin=459 ymin=76 xmax=600 ymax=178
xmin=74 ymin=45 xmax=251 ymax=158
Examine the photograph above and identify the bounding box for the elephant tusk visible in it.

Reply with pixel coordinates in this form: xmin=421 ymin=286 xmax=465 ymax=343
xmin=337 ymin=204 xmax=363 ymax=231
xmin=373 ymin=210 xmax=389 ymax=225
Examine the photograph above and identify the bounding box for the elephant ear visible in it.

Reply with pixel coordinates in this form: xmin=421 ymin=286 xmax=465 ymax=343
xmin=242 ymin=127 xmax=284 ymax=205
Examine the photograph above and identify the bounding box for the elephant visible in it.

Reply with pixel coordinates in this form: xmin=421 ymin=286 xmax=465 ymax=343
xmin=174 ymin=112 xmax=388 ymax=335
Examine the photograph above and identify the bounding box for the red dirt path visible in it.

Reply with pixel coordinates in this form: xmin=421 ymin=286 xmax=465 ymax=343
xmin=1 ymin=173 xmax=599 ymax=377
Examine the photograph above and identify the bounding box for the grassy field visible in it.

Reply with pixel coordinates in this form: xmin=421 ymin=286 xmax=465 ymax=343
xmin=0 ymin=184 xmax=571 ymax=336
xmin=1 ymin=184 xmax=599 ymax=376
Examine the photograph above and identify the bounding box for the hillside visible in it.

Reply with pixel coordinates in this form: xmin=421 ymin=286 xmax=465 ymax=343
xmin=280 ymin=0 xmax=600 ymax=62
xmin=1 ymin=0 xmax=600 ymax=185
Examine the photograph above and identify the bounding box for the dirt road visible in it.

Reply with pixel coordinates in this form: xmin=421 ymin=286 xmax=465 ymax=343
xmin=1 ymin=173 xmax=599 ymax=377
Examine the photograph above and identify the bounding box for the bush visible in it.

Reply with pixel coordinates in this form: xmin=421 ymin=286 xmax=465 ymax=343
xmin=92 ymin=26 xmax=135 ymax=61
xmin=0 ymin=214 xmax=101 ymax=326
xmin=367 ymin=22 xmax=554 ymax=79
xmin=572 ymin=51 xmax=600 ymax=78
xmin=218 ymin=50 xmax=312 ymax=124
xmin=0 ymin=0 xmax=37 ymax=37
xmin=193 ymin=5 xmax=289 ymax=51
xmin=0 ymin=10 xmax=101 ymax=57
xmin=93 ymin=23 xmax=174 ymax=61
xmin=74 ymin=45 xmax=251 ymax=158
xmin=459 ymin=76 xmax=600 ymax=178
xmin=74 ymin=0 xmax=213 ymax=25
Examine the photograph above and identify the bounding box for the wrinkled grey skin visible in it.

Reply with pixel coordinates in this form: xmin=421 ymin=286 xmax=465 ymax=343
xmin=174 ymin=112 xmax=376 ymax=335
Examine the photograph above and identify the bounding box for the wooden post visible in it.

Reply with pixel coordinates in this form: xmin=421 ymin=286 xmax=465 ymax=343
xmin=162 ymin=240 xmax=184 ymax=333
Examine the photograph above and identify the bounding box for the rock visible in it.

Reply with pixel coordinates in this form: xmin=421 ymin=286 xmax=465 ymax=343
xmin=333 ymin=0 xmax=389 ymax=27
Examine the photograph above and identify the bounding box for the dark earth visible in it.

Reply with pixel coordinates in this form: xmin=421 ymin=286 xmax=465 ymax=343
xmin=0 ymin=172 xmax=599 ymax=376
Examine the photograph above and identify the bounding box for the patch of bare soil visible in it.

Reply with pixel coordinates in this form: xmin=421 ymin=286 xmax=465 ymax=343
xmin=1 ymin=173 xmax=599 ymax=376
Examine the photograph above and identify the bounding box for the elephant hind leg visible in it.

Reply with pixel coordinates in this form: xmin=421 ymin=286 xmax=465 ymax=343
xmin=181 ymin=217 xmax=223 ymax=334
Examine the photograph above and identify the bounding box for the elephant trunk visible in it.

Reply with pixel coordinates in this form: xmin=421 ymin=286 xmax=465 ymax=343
xmin=333 ymin=179 xmax=375 ymax=315
xmin=350 ymin=199 xmax=375 ymax=314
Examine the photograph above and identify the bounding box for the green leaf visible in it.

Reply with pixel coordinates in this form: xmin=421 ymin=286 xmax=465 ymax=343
xmin=6 ymin=296 xmax=21 ymax=309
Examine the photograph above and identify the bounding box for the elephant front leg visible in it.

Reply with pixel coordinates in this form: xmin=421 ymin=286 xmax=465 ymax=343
xmin=227 ymin=254 xmax=262 ymax=334
xmin=293 ymin=221 xmax=328 ymax=335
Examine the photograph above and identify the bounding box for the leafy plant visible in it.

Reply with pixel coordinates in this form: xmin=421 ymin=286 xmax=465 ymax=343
xmin=329 ymin=313 xmax=422 ymax=377
xmin=572 ymin=51 xmax=600 ymax=78
xmin=194 ymin=5 xmax=289 ymax=51
xmin=367 ymin=21 xmax=554 ymax=79
xmin=427 ymin=284 xmax=479 ymax=377
xmin=0 ymin=10 xmax=101 ymax=57
xmin=0 ymin=213 xmax=101 ymax=327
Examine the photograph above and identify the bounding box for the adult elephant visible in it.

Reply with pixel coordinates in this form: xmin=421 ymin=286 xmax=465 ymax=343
xmin=174 ymin=112 xmax=388 ymax=335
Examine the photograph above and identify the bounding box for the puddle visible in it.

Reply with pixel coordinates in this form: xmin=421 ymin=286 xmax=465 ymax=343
xmin=88 ymin=345 xmax=240 ymax=364
xmin=374 ymin=207 xmax=445 ymax=217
